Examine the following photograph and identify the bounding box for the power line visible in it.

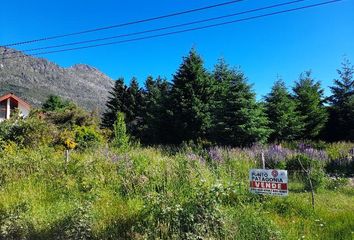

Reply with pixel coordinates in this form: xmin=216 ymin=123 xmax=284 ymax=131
xmin=1 ymin=0 xmax=245 ymax=47
xmin=7 ymin=0 xmax=306 ymax=55
xmin=2 ymin=0 xmax=343 ymax=60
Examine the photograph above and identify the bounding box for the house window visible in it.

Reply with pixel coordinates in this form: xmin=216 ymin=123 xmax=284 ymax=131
xmin=0 ymin=100 xmax=6 ymax=119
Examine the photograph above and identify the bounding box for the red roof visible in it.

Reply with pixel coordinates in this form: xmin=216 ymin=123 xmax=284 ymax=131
xmin=0 ymin=93 xmax=31 ymax=109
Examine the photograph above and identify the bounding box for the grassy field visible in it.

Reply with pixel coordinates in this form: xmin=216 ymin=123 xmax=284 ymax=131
xmin=0 ymin=144 xmax=353 ymax=239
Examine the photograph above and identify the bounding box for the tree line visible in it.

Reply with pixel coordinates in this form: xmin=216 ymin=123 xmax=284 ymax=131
xmin=102 ymin=49 xmax=354 ymax=146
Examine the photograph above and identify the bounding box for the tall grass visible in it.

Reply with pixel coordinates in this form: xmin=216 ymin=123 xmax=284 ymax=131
xmin=0 ymin=143 xmax=353 ymax=239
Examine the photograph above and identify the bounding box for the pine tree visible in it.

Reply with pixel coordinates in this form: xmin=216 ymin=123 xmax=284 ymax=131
xmin=211 ymin=59 xmax=232 ymax=141
xmin=265 ymin=80 xmax=304 ymax=142
xmin=124 ymin=77 xmax=144 ymax=139
xmin=327 ymin=59 xmax=354 ymax=140
xmin=169 ymin=49 xmax=216 ymax=143
xmin=101 ymin=78 xmax=127 ymax=128
xmin=42 ymin=95 xmax=71 ymax=112
xmin=155 ymin=77 xmax=173 ymax=144
xmin=141 ymin=76 xmax=171 ymax=144
xmin=292 ymin=71 xmax=328 ymax=139
xmin=212 ymin=59 xmax=270 ymax=146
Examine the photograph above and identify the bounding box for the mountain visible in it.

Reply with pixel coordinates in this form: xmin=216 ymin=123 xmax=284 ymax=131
xmin=0 ymin=47 xmax=114 ymax=113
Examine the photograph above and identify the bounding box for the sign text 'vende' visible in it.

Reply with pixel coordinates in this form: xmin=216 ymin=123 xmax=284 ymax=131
xmin=249 ymin=169 xmax=288 ymax=196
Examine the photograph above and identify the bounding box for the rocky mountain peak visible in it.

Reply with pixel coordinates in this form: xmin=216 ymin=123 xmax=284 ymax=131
xmin=0 ymin=47 xmax=114 ymax=113
xmin=70 ymin=64 xmax=98 ymax=72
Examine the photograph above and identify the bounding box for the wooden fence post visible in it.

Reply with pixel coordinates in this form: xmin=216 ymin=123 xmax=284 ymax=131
xmin=261 ymin=151 xmax=265 ymax=169
xmin=64 ymin=149 xmax=70 ymax=173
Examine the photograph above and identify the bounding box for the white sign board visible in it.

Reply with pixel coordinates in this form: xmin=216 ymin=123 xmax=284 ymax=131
xmin=249 ymin=169 xmax=288 ymax=196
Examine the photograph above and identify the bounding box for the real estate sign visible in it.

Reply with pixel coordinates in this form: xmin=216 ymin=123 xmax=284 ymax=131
xmin=249 ymin=169 xmax=288 ymax=196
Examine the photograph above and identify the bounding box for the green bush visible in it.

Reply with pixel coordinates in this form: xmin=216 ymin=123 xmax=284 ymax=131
xmin=0 ymin=203 xmax=34 ymax=240
xmin=324 ymin=142 xmax=354 ymax=176
xmin=53 ymin=204 xmax=93 ymax=240
xmin=74 ymin=126 xmax=103 ymax=150
xmin=140 ymin=184 xmax=225 ymax=239
xmin=42 ymin=95 xmax=73 ymax=112
xmin=287 ymin=154 xmax=327 ymax=191
xmin=325 ymin=177 xmax=349 ymax=190
xmin=0 ymin=115 xmax=56 ymax=148
xmin=112 ymin=112 xmax=129 ymax=150
xmin=45 ymin=105 xmax=98 ymax=129
xmin=325 ymin=142 xmax=353 ymax=160
xmin=304 ymin=167 xmax=326 ymax=191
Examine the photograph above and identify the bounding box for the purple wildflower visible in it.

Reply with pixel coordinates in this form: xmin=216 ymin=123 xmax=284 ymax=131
xmin=208 ymin=147 xmax=224 ymax=163
xmin=186 ymin=152 xmax=205 ymax=164
xmin=263 ymin=144 xmax=293 ymax=167
xmin=297 ymin=144 xmax=328 ymax=162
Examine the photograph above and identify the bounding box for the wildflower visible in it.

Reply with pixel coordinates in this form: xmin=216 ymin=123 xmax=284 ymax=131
xmin=208 ymin=147 xmax=223 ymax=163
xmin=64 ymin=138 xmax=77 ymax=150
xmin=263 ymin=144 xmax=293 ymax=167
xmin=187 ymin=152 xmax=205 ymax=164
xmin=301 ymin=147 xmax=328 ymax=162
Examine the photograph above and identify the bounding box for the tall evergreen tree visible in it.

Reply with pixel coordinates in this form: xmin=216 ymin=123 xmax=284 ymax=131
xmin=169 ymin=49 xmax=216 ymax=143
xmin=292 ymin=71 xmax=328 ymax=139
xmin=212 ymin=59 xmax=270 ymax=146
xmin=155 ymin=77 xmax=173 ymax=144
xmin=211 ymin=59 xmax=232 ymax=134
xmin=141 ymin=76 xmax=171 ymax=144
xmin=265 ymin=80 xmax=304 ymax=142
xmin=42 ymin=95 xmax=71 ymax=112
xmin=124 ymin=77 xmax=144 ymax=139
xmin=327 ymin=59 xmax=354 ymax=140
xmin=101 ymin=78 xmax=127 ymax=128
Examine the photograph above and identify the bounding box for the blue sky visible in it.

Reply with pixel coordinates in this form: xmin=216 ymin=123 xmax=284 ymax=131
xmin=1 ymin=0 xmax=353 ymax=98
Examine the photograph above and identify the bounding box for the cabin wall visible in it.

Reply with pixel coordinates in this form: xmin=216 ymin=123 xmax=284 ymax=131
xmin=18 ymin=103 xmax=30 ymax=117
xmin=0 ymin=95 xmax=31 ymax=121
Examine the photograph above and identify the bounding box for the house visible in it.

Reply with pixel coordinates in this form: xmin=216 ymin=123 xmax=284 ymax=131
xmin=0 ymin=93 xmax=31 ymax=122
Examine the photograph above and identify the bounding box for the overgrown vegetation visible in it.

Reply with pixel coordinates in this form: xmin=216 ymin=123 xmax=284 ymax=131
xmin=0 ymin=101 xmax=353 ymax=239
xmin=0 ymin=49 xmax=353 ymax=239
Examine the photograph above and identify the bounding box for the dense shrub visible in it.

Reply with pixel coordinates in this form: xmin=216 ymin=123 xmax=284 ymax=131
xmin=325 ymin=145 xmax=354 ymax=176
xmin=42 ymin=95 xmax=73 ymax=112
xmin=0 ymin=203 xmax=34 ymax=240
xmin=112 ymin=112 xmax=129 ymax=149
xmin=325 ymin=176 xmax=349 ymax=190
xmin=140 ymin=184 xmax=225 ymax=239
xmin=0 ymin=115 xmax=56 ymax=147
xmin=52 ymin=204 xmax=93 ymax=240
xmin=74 ymin=126 xmax=103 ymax=150
xmin=287 ymin=154 xmax=327 ymax=191
xmin=44 ymin=105 xmax=98 ymax=129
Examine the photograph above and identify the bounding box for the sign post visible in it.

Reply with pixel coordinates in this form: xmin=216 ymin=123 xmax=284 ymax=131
xmin=261 ymin=151 xmax=265 ymax=169
xmin=249 ymin=169 xmax=288 ymax=196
